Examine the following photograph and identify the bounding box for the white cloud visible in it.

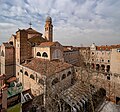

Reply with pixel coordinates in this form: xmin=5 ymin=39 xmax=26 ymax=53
xmin=0 ymin=0 xmax=120 ymax=46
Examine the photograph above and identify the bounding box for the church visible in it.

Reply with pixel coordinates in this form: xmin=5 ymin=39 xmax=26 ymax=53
xmin=0 ymin=16 xmax=75 ymax=111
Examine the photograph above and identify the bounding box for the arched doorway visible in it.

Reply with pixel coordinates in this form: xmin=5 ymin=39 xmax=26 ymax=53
xmin=91 ymin=63 xmax=95 ymax=69
xmin=24 ymin=71 xmax=28 ymax=76
xmin=96 ymin=64 xmax=100 ymax=71
xmin=1 ymin=50 xmax=4 ymax=57
xmin=42 ymin=52 xmax=48 ymax=57
xmin=52 ymin=49 xmax=62 ymax=59
xmin=116 ymin=97 xmax=120 ymax=105
xmin=101 ymin=65 xmax=105 ymax=72
xmin=87 ymin=63 xmax=90 ymax=68
xmin=106 ymin=65 xmax=110 ymax=72
xmin=36 ymin=52 xmax=41 ymax=56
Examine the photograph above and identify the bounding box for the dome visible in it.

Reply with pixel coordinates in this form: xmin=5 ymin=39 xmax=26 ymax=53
xmin=46 ymin=16 xmax=52 ymax=22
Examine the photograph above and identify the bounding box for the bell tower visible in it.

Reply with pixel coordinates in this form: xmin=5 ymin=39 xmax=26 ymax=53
xmin=44 ymin=16 xmax=53 ymax=42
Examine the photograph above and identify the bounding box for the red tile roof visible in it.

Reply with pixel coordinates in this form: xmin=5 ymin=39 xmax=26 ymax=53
xmin=96 ymin=46 xmax=111 ymax=50
xmin=7 ymin=77 xmax=17 ymax=83
xmin=0 ymin=74 xmax=6 ymax=79
xmin=28 ymin=35 xmax=47 ymax=44
xmin=96 ymin=44 xmax=120 ymax=50
xmin=111 ymin=44 xmax=120 ymax=49
xmin=22 ymin=58 xmax=72 ymax=77
xmin=26 ymin=28 xmax=41 ymax=34
xmin=3 ymin=42 xmax=13 ymax=48
xmin=63 ymin=47 xmax=70 ymax=52
xmin=39 ymin=42 xmax=57 ymax=47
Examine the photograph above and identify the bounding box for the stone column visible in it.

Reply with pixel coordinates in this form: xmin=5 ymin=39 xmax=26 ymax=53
xmin=105 ymin=65 xmax=107 ymax=72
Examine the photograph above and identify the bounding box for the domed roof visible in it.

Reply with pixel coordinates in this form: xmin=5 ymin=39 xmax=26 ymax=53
xmin=46 ymin=16 xmax=52 ymax=22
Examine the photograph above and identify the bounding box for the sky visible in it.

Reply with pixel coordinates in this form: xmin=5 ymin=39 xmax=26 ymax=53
xmin=0 ymin=0 xmax=120 ymax=46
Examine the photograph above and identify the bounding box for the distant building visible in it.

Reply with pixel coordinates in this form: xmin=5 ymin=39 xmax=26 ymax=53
xmin=111 ymin=48 xmax=120 ymax=74
xmin=63 ymin=46 xmax=80 ymax=66
xmin=78 ymin=47 xmax=90 ymax=66
xmin=84 ymin=43 xmax=120 ymax=74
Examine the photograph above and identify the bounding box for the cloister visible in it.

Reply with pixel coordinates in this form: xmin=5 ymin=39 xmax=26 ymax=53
xmin=86 ymin=63 xmax=110 ymax=73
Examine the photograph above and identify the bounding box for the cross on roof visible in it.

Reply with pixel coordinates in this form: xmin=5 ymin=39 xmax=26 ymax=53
xmin=29 ymin=21 xmax=32 ymax=28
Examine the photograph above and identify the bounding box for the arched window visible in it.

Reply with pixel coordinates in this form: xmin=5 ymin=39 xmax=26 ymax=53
xmin=61 ymin=74 xmax=66 ymax=80
xmin=38 ymin=79 xmax=44 ymax=85
xmin=1 ymin=50 xmax=4 ymax=57
xmin=37 ymin=52 xmax=41 ymax=56
xmin=52 ymin=49 xmax=62 ymax=59
xmin=52 ymin=78 xmax=59 ymax=85
xmin=24 ymin=71 xmax=28 ymax=76
xmin=30 ymin=74 xmax=35 ymax=80
xmin=20 ymin=69 xmax=23 ymax=73
xmin=67 ymin=71 xmax=71 ymax=76
xmin=42 ymin=52 xmax=48 ymax=57
xmin=9 ymin=41 xmax=13 ymax=45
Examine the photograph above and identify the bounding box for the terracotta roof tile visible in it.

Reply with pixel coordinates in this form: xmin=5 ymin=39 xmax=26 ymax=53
xmin=28 ymin=35 xmax=47 ymax=44
xmin=96 ymin=46 xmax=111 ymax=50
xmin=61 ymin=82 xmax=91 ymax=105
xmin=22 ymin=58 xmax=72 ymax=77
xmin=63 ymin=47 xmax=70 ymax=52
xmin=96 ymin=44 xmax=120 ymax=50
xmin=111 ymin=44 xmax=120 ymax=49
xmin=7 ymin=77 xmax=17 ymax=83
xmin=26 ymin=28 xmax=41 ymax=34
xmin=39 ymin=42 xmax=56 ymax=47
xmin=3 ymin=42 xmax=13 ymax=48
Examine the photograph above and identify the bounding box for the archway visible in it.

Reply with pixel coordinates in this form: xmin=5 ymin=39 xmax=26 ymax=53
xmin=42 ymin=52 xmax=48 ymax=57
xmin=38 ymin=79 xmax=44 ymax=85
xmin=9 ymin=41 xmax=13 ymax=45
xmin=91 ymin=63 xmax=95 ymax=69
xmin=1 ymin=50 xmax=4 ymax=57
xmin=96 ymin=64 xmax=100 ymax=71
xmin=61 ymin=74 xmax=66 ymax=80
xmin=24 ymin=71 xmax=28 ymax=76
xmin=36 ymin=52 xmax=41 ymax=56
xmin=106 ymin=65 xmax=110 ymax=72
xmin=101 ymin=65 xmax=105 ymax=72
xmin=116 ymin=97 xmax=120 ymax=105
xmin=52 ymin=78 xmax=59 ymax=85
xmin=67 ymin=71 xmax=71 ymax=76
xmin=87 ymin=63 xmax=90 ymax=68
xmin=20 ymin=69 xmax=23 ymax=73
xmin=30 ymin=74 xmax=35 ymax=80
xmin=52 ymin=49 xmax=62 ymax=59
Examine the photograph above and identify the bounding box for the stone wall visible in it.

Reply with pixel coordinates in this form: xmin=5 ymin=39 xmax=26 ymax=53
xmin=111 ymin=48 xmax=120 ymax=74
xmin=75 ymin=67 xmax=120 ymax=102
